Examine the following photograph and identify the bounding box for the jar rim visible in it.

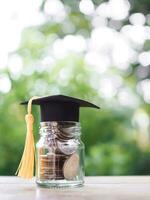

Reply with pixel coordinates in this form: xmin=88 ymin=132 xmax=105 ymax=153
xmin=39 ymin=121 xmax=81 ymax=137
xmin=40 ymin=121 xmax=81 ymax=127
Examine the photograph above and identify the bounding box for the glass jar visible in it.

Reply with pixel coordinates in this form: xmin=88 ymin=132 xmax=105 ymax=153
xmin=36 ymin=121 xmax=84 ymax=188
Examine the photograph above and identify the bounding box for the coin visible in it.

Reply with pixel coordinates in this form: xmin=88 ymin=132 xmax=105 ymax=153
xmin=61 ymin=127 xmax=76 ymax=137
xmin=57 ymin=139 xmax=78 ymax=155
xmin=39 ymin=154 xmax=56 ymax=179
xmin=63 ymin=153 xmax=79 ymax=180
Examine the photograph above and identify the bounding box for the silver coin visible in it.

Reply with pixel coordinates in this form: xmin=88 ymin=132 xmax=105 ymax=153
xmin=56 ymin=139 xmax=78 ymax=155
xmin=63 ymin=153 xmax=79 ymax=180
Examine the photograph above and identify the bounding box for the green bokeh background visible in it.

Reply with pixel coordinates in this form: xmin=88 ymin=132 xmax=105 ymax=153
xmin=0 ymin=0 xmax=150 ymax=176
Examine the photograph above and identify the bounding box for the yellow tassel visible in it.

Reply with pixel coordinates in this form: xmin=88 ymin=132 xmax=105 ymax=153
xmin=16 ymin=96 xmax=39 ymax=179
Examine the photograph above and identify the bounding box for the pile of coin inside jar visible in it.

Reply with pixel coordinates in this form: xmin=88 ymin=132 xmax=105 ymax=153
xmin=38 ymin=122 xmax=79 ymax=181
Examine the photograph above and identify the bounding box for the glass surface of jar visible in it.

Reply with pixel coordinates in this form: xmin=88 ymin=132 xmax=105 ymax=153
xmin=36 ymin=121 xmax=84 ymax=188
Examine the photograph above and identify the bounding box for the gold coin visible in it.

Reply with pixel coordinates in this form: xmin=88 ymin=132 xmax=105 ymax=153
xmin=63 ymin=153 xmax=79 ymax=180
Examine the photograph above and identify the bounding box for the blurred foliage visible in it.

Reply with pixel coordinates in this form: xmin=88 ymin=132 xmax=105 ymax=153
xmin=0 ymin=0 xmax=150 ymax=176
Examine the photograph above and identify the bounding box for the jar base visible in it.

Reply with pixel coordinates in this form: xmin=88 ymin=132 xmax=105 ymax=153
xmin=36 ymin=179 xmax=84 ymax=188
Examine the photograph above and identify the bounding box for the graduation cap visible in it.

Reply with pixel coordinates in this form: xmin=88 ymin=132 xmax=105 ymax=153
xmin=16 ymin=95 xmax=100 ymax=179
xmin=21 ymin=95 xmax=100 ymax=122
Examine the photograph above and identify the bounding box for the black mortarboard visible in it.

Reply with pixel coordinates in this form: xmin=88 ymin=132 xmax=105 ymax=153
xmin=21 ymin=95 xmax=100 ymax=122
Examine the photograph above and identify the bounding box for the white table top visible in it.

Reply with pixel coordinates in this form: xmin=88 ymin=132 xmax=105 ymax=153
xmin=0 ymin=176 xmax=150 ymax=200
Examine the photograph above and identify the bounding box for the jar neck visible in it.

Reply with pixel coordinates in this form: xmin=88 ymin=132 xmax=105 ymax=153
xmin=39 ymin=121 xmax=81 ymax=139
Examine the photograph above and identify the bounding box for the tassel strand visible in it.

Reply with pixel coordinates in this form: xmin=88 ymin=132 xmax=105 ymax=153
xmin=16 ymin=96 xmax=39 ymax=179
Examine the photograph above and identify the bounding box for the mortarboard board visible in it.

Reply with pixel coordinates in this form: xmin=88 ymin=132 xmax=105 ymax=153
xmin=21 ymin=95 xmax=100 ymax=122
